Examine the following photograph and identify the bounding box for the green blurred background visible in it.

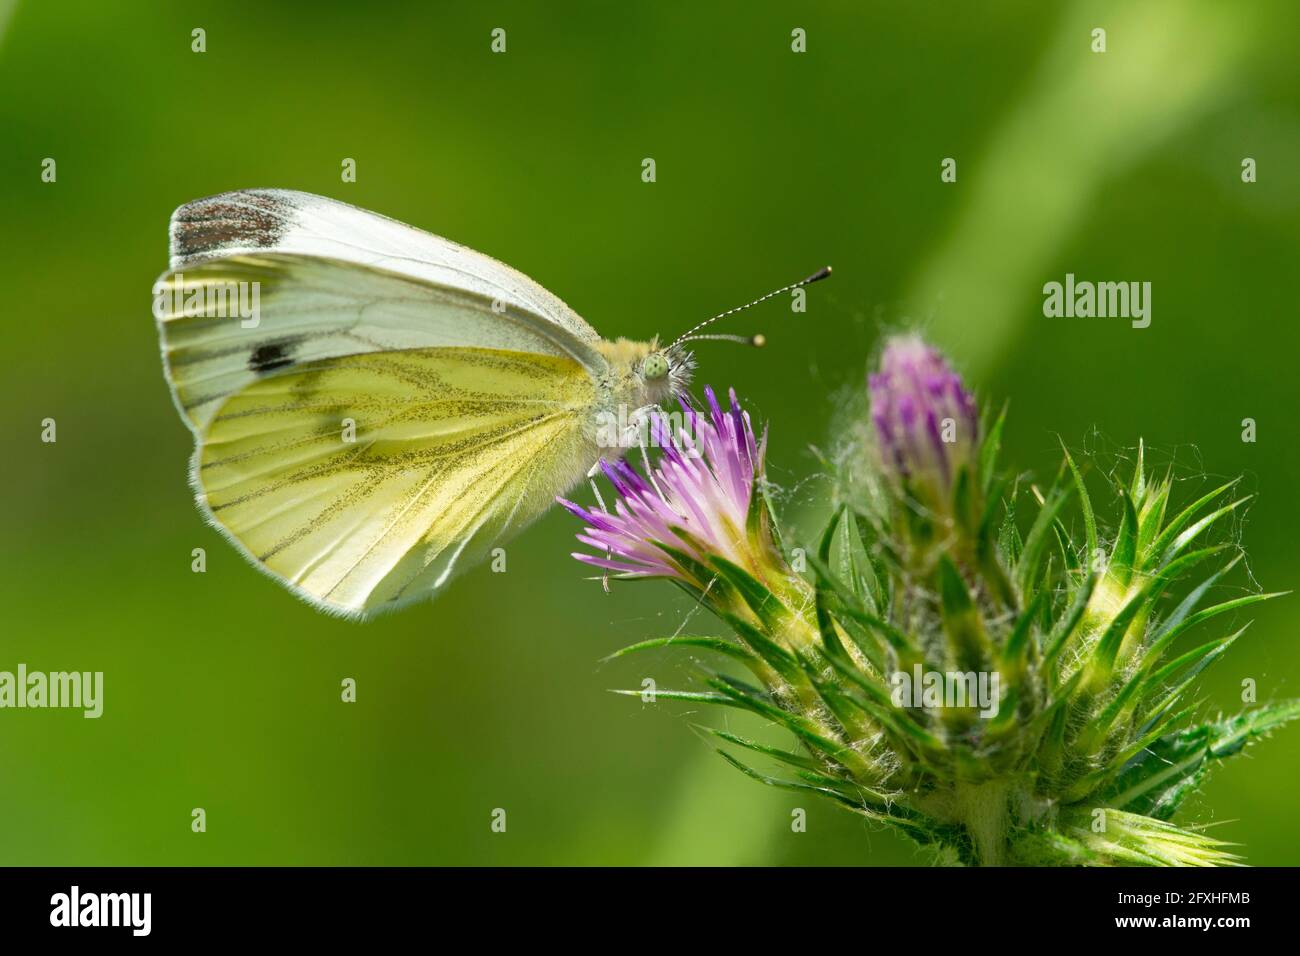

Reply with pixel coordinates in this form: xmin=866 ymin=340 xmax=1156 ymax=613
xmin=2 ymin=0 xmax=1298 ymax=865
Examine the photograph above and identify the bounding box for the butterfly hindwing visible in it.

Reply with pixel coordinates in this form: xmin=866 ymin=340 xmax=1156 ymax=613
xmin=196 ymin=346 xmax=598 ymax=618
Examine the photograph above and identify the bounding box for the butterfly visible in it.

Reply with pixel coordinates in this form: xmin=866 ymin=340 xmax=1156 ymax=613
xmin=153 ymin=189 xmax=829 ymax=619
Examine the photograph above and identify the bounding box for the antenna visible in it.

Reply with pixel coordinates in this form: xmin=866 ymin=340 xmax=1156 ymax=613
xmin=668 ymin=266 xmax=831 ymax=350
xmin=675 ymin=332 xmax=766 ymax=348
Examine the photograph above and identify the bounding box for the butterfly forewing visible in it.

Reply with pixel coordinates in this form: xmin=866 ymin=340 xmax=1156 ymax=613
xmin=156 ymin=252 xmax=603 ymax=432
xmin=168 ymin=188 xmax=600 ymax=349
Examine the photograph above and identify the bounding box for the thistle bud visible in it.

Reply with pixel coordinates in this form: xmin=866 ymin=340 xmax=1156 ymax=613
xmin=868 ymin=335 xmax=979 ymax=499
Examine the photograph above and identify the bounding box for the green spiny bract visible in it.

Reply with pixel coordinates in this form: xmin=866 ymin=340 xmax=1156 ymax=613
xmin=567 ymin=342 xmax=1296 ymax=866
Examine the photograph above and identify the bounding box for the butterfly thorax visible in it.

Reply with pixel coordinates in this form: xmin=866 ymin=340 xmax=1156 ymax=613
xmin=586 ymin=337 xmax=694 ymax=460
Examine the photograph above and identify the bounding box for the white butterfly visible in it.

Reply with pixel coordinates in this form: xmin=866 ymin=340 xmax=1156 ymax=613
xmin=153 ymin=189 xmax=826 ymax=618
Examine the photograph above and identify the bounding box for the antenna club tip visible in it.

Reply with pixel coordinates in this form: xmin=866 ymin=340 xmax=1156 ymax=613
xmin=804 ymin=265 xmax=833 ymax=285
xmin=751 ymin=334 xmax=766 ymax=348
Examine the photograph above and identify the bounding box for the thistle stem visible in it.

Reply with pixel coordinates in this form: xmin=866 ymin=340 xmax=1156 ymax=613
xmin=955 ymin=780 xmax=1011 ymax=867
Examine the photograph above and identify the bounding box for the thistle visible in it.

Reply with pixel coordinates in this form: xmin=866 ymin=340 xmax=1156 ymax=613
xmin=559 ymin=389 xmax=820 ymax=656
xmin=562 ymin=341 xmax=1297 ymax=866
xmin=868 ymin=334 xmax=979 ymax=517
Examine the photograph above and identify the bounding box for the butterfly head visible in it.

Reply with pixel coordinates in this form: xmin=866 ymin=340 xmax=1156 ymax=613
xmin=639 ymin=341 xmax=695 ymax=402
xmin=642 ymin=351 xmax=670 ymax=382
xmin=595 ymin=338 xmax=693 ymax=411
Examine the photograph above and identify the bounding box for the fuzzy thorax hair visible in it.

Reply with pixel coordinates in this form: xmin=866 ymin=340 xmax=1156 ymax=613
xmin=594 ymin=336 xmax=695 ymax=408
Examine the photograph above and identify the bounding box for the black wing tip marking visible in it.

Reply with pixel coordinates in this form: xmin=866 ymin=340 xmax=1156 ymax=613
xmin=169 ymin=190 xmax=297 ymax=267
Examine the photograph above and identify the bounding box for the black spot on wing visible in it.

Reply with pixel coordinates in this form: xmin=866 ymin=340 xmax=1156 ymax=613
xmin=249 ymin=341 xmax=295 ymax=373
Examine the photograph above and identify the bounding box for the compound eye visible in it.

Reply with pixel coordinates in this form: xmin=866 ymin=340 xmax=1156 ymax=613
xmin=643 ymin=352 xmax=670 ymax=381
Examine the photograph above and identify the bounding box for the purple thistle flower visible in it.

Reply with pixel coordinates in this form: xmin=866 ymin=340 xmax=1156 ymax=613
xmin=558 ymin=386 xmax=766 ymax=584
xmin=868 ymin=335 xmax=979 ymax=489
